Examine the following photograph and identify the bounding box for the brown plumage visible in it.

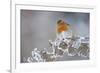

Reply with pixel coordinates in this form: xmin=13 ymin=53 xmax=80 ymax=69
xmin=57 ymin=20 xmax=70 ymax=33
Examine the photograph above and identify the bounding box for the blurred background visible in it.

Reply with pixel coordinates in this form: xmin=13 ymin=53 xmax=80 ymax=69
xmin=20 ymin=10 xmax=89 ymax=62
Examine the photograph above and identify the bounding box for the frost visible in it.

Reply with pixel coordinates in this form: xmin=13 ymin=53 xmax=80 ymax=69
xmin=25 ymin=31 xmax=89 ymax=62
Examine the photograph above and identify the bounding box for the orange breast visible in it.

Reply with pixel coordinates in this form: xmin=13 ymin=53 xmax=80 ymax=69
xmin=57 ymin=24 xmax=69 ymax=33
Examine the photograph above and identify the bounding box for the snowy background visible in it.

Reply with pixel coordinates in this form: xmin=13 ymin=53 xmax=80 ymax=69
xmin=20 ymin=10 xmax=89 ymax=63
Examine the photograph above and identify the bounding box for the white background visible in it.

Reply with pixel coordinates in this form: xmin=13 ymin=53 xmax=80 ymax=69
xmin=0 ymin=0 xmax=100 ymax=73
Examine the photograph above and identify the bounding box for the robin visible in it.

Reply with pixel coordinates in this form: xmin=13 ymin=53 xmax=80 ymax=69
xmin=56 ymin=20 xmax=70 ymax=34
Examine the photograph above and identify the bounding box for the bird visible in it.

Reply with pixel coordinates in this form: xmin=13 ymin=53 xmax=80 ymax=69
xmin=56 ymin=20 xmax=70 ymax=34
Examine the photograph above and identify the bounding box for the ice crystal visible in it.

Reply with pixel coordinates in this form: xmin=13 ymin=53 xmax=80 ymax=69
xmin=26 ymin=31 xmax=89 ymax=62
